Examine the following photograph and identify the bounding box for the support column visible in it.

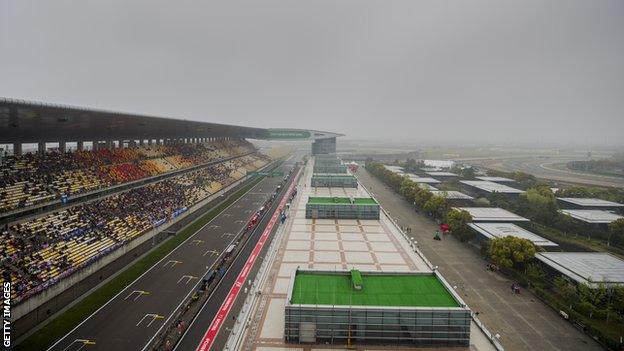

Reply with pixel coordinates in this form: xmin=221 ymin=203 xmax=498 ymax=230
xmin=140 ymin=139 xmax=145 ymax=146
xmin=13 ymin=143 xmax=22 ymax=156
xmin=92 ymin=141 xmax=99 ymax=151
xmin=59 ymin=141 xmax=66 ymax=153
xmin=77 ymin=141 xmax=84 ymax=151
xmin=105 ymin=140 xmax=113 ymax=150
xmin=38 ymin=142 xmax=46 ymax=154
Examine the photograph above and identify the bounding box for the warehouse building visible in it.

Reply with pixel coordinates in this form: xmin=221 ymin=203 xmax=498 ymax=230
xmin=285 ymin=269 xmax=471 ymax=347
xmin=419 ymin=184 xmax=439 ymax=191
xmin=558 ymin=209 xmax=623 ymax=225
xmin=424 ymin=160 xmax=455 ymax=169
xmin=535 ymin=252 xmax=624 ymax=288
xmin=407 ymin=175 xmax=441 ymax=185
xmin=460 ymin=180 xmax=524 ymax=198
xmin=557 ymin=197 xmax=624 ymax=211
xmin=383 ymin=165 xmax=405 ymax=175
xmin=475 ymin=176 xmax=515 ymax=183
xmin=425 ymin=171 xmax=459 ymax=180
xmin=430 ymin=190 xmax=473 ymax=206
xmin=469 ymin=222 xmax=558 ymax=248
xmin=456 ymin=207 xmax=529 ymax=222
xmin=420 ymin=167 xmax=441 ymax=172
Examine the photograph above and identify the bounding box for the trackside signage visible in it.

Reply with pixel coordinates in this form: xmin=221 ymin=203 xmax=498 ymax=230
xmin=195 ymin=169 xmax=299 ymax=351
xmin=267 ymin=129 xmax=311 ymax=139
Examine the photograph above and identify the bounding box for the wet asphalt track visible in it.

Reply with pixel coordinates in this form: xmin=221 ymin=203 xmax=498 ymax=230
xmin=48 ymin=156 xmax=300 ymax=351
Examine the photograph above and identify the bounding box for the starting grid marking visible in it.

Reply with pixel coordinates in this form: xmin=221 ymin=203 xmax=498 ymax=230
xmin=136 ymin=313 xmax=165 ymax=328
xmin=163 ymin=260 xmax=182 ymax=268
xmin=191 ymin=239 xmax=205 ymax=246
xmin=195 ymin=169 xmax=299 ymax=351
xmin=204 ymin=249 xmax=220 ymax=257
xmin=221 ymin=233 xmax=234 ymax=238
xmin=124 ymin=290 xmax=150 ymax=301
xmin=62 ymin=339 xmax=96 ymax=351
xmin=178 ymin=275 xmax=198 ymax=285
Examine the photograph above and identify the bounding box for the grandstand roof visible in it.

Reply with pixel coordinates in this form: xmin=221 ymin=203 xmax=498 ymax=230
xmin=0 ymin=98 xmax=341 ymax=143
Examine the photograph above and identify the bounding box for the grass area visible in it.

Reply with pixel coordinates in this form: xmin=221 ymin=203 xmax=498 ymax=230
xmin=290 ymin=272 xmax=458 ymax=307
xmin=14 ymin=175 xmax=268 ymax=351
xmin=307 ymin=196 xmax=378 ymax=205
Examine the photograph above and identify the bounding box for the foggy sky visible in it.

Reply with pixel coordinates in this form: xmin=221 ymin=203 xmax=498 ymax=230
xmin=1 ymin=0 xmax=623 ymax=146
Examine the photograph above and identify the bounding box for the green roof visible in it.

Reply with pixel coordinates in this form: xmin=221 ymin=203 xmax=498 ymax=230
xmin=307 ymin=197 xmax=378 ymax=205
xmin=291 ymin=272 xmax=459 ymax=307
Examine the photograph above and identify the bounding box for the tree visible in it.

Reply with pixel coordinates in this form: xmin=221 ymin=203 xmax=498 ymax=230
xmin=517 ymin=186 xmax=558 ymax=224
xmin=554 ymin=276 xmax=578 ymax=304
xmin=404 ymin=158 xmax=419 ymax=172
xmin=612 ymin=285 xmax=624 ymax=316
xmin=446 ymin=209 xmax=473 ymax=242
xmin=578 ymin=282 xmax=607 ymax=318
xmin=459 ymin=166 xmax=475 ymax=179
xmin=414 ymin=188 xmax=433 ymax=208
xmin=488 ymin=236 xmax=536 ymax=269
xmin=487 ymin=193 xmax=512 ymax=210
xmin=525 ymin=263 xmax=546 ymax=288
xmin=423 ymin=195 xmax=448 ymax=220
xmin=608 ymin=218 xmax=624 ymax=246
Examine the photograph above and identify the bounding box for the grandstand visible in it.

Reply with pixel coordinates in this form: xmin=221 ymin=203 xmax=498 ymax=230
xmin=0 ymin=98 xmax=341 ymax=339
xmin=0 ymin=140 xmax=258 ymax=215
xmin=1 ymin=145 xmax=270 ymax=305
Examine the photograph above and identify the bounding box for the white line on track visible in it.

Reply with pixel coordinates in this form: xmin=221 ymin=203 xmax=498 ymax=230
xmin=47 ymin=178 xmax=268 ymax=351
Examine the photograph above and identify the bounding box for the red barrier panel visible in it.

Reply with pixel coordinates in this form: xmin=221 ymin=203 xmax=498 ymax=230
xmin=196 ymin=171 xmax=298 ymax=351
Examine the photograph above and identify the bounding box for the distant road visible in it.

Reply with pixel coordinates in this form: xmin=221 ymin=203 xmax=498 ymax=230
xmin=466 ymin=156 xmax=624 ymax=188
